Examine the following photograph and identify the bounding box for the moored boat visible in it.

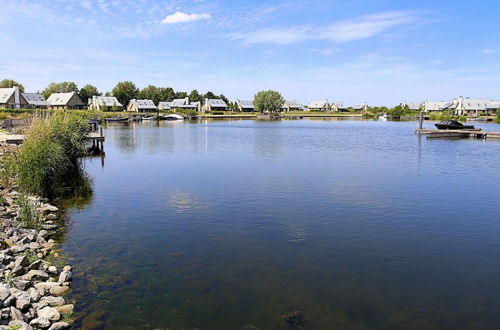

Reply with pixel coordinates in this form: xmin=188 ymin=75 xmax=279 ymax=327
xmin=162 ymin=114 xmax=184 ymax=121
xmin=434 ymin=120 xmax=475 ymax=130
xmin=105 ymin=117 xmax=129 ymax=122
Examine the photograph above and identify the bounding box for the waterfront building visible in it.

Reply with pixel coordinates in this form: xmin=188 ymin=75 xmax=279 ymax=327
xmin=127 ymin=99 xmax=157 ymax=112
xmin=0 ymin=87 xmax=28 ymax=109
xmin=201 ymin=98 xmax=228 ymax=112
xmin=47 ymin=92 xmax=85 ymax=110
xmin=170 ymin=97 xmax=201 ymax=112
xmin=281 ymin=100 xmax=304 ymax=112
xmin=88 ymin=95 xmax=123 ymax=111
xmin=21 ymin=93 xmax=50 ymax=109
xmin=236 ymin=100 xmax=254 ymax=112
xmin=308 ymin=100 xmax=331 ymax=111
xmin=158 ymin=102 xmax=172 ymax=111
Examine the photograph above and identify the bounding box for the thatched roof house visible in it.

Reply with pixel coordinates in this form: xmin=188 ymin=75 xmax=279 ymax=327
xmin=89 ymin=96 xmax=123 ymax=111
xmin=201 ymin=98 xmax=228 ymax=112
xmin=236 ymin=100 xmax=254 ymax=112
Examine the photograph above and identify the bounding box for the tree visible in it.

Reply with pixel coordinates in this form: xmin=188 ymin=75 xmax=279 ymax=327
xmin=0 ymin=79 xmax=24 ymax=92
xmin=78 ymin=84 xmax=100 ymax=104
xmin=112 ymin=81 xmax=139 ymax=107
xmin=389 ymin=104 xmax=410 ymax=118
xmin=253 ymin=90 xmax=284 ymax=113
xmin=175 ymin=91 xmax=187 ymax=99
xmin=139 ymin=85 xmax=161 ymax=104
xmin=158 ymin=87 xmax=176 ymax=102
xmin=203 ymin=91 xmax=216 ymax=99
xmin=188 ymin=89 xmax=202 ymax=102
xmin=42 ymin=81 xmax=78 ymax=99
xmin=219 ymin=94 xmax=229 ymax=105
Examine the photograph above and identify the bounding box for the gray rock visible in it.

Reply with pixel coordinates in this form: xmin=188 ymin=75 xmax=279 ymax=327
xmin=0 ymin=287 xmax=10 ymax=302
xmin=49 ymin=286 xmax=70 ymax=297
xmin=2 ymin=294 xmax=16 ymax=307
xmin=58 ymin=271 xmax=72 ymax=283
xmin=15 ymin=292 xmax=31 ymax=311
xmin=8 ymin=320 xmax=33 ymax=330
xmin=37 ymin=306 xmax=60 ymax=321
xmin=15 ymin=255 xmax=29 ymax=268
xmin=40 ymin=296 xmax=64 ymax=307
xmin=10 ymin=306 xmax=24 ymax=321
xmin=41 ymin=204 xmax=59 ymax=213
xmin=13 ymin=280 xmax=31 ymax=291
xmin=24 ymin=270 xmax=49 ymax=281
xmin=27 ymin=260 xmax=43 ymax=271
xmin=27 ymin=288 xmax=41 ymax=303
xmin=48 ymin=322 xmax=70 ymax=330
xmin=34 ymin=282 xmax=60 ymax=296
xmin=30 ymin=317 xmax=51 ymax=329
xmin=47 ymin=266 xmax=58 ymax=274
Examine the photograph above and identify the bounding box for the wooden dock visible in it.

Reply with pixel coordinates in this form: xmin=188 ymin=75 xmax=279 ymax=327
xmin=0 ymin=131 xmax=105 ymax=145
xmin=415 ymin=128 xmax=500 ymax=139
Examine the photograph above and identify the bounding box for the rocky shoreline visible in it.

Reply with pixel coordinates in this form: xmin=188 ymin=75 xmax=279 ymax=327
xmin=0 ymin=188 xmax=74 ymax=330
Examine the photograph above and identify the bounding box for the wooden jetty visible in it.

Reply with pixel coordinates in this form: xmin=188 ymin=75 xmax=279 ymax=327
xmin=0 ymin=128 xmax=105 ymax=146
xmin=415 ymin=128 xmax=500 ymax=140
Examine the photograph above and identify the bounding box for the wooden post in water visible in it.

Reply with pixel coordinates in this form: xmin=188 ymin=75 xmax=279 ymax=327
xmin=99 ymin=126 xmax=104 ymax=150
xmin=419 ymin=111 xmax=424 ymax=130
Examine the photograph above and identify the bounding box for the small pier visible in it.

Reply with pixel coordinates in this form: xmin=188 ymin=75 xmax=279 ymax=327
xmin=0 ymin=128 xmax=105 ymax=146
xmin=415 ymin=128 xmax=500 ymax=140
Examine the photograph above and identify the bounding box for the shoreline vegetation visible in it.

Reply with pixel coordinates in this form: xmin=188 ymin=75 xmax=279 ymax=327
xmin=0 ymin=113 xmax=91 ymax=329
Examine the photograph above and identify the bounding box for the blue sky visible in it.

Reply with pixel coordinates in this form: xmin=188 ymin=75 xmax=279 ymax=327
xmin=0 ymin=0 xmax=499 ymax=106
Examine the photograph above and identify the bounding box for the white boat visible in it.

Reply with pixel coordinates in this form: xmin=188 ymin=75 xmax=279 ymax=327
xmin=163 ymin=114 xmax=184 ymax=121
xmin=378 ymin=113 xmax=388 ymax=121
xmin=142 ymin=116 xmax=156 ymax=121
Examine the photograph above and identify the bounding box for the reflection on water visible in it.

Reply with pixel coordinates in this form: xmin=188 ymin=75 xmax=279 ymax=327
xmin=59 ymin=120 xmax=500 ymax=329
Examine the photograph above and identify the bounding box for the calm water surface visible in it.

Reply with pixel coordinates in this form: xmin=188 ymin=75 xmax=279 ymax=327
xmin=60 ymin=119 xmax=500 ymax=329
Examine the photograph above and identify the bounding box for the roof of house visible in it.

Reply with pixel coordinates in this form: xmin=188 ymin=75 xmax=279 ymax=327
xmin=46 ymin=92 xmax=82 ymax=106
xmin=352 ymin=103 xmax=368 ymax=110
xmin=0 ymin=88 xmax=16 ymax=104
xmin=205 ymin=99 xmax=227 ymax=108
xmin=424 ymin=101 xmax=448 ymax=111
xmin=441 ymin=98 xmax=493 ymax=111
xmin=308 ymin=100 xmax=329 ymax=108
xmin=487 ymin=101 xmax=500 ymax=109
xmin=130 ymin=99 xmax=156 ymax=109
xmin=21 ymin=93 xmax=50 ymax=106
xmin=405 ymin=102 xmax=421 ymax=110
xmin=283 ymin=100 xmax=304 ymax=108
xmin=93 ymin=96 xmax=123 ymax=107
xmin=171 ymin=98 xmax=189 ymax=106
xmin=237 ymin=100 xmax=254 ymax=108
xmin=158 ymin=102 xmax=172 ymax=109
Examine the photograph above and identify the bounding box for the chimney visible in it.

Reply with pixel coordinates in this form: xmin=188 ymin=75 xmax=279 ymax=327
xmin=184 ymin=97 xmax=189 ymax=104
xmin=14 ymin=86 xmax=20 ymax=109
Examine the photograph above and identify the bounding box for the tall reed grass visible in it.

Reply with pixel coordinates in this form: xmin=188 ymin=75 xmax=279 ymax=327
xmin=16 ymin=112 xmax=90 ymax=197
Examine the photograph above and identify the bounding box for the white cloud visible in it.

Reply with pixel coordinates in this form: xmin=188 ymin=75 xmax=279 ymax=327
xmin=230 ymin=11 xmax=417 ymax=45
xmin=482 ymin=48 xmax=495 ymax=55
xmin=162 ymin=11 xmax=211 ymax=24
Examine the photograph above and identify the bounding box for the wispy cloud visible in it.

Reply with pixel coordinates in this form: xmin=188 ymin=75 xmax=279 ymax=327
xmin=482 ymin=48 xmax=495 ymax=55
xmin=230 ymin=11 xmax=417 ymax=45
xmin=162 ymin=11 xmax=211 ymax=24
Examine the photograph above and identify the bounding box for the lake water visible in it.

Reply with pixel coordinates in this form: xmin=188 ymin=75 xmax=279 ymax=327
xmin=59 ymin=119 xmax=500 ymax=329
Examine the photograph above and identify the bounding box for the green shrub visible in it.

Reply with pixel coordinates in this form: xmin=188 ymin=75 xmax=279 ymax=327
xmin=0 ymin=151 xmax=17 ymax=189
xmin=16 ymin=193 xmax=43 ymax=230
xmin=16 ymin=112 xmax=90 ymax=196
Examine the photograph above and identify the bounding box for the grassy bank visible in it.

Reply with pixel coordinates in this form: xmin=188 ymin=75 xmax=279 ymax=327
xmin=1 ymin=112 xmax=90 ymax=197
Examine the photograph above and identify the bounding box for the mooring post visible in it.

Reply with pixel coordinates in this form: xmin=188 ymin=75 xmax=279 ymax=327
xmin=419 ymin=111 xmax=424 ymax=130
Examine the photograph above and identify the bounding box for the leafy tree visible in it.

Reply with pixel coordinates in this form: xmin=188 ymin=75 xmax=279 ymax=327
xmin=158 ymin=87 xmax=176 ymax=102
xmin=203 ymin=91 xmax=216 ymax=99
xmin=253 ymin=90 xmax=284 ymax=113
xmin=42 ymin=81 xmax=78 ymax=99
xmin=112 ymin=81 xmax=139 ymax=107
xmin=175 ymin=91 xmax=188 ymax=99
xmin=188 ymin=89 xmax=202 ymax=102
xmin=139 ymin=85 xmax=161 ymax=104
xmin=219 ymin=94 xmax=229 ymax=105
xmin=389 ymin=104 xmax=410 ymax=118
xmin=78 ymin=84 xmax=100 ymax=104
xmin=0 ymin=79 xmax=24 ymax=92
